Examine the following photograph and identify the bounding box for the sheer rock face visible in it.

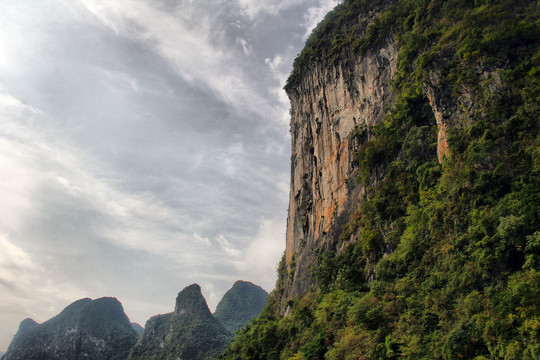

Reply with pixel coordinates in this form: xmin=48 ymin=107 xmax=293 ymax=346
xmin=279 ymin=11 xmax=508 ymax=316
xmin=282 ymin=39 xmax=399 ymax=314
xmin=2 ymin=297 xmax=138 ymax=360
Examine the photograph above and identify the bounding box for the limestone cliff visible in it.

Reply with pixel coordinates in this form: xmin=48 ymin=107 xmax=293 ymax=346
xmin=282 ymin=36 xmax=399 ymax=307
xmin=280 ymin=1 xmax=401 ymax=313
xmin=278 ymin=0 xmax=530 ymax=314
xmin=220 ymin=0 xmax=539 ymax=358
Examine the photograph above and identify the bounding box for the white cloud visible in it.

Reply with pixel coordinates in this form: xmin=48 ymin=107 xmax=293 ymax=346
xmin=0 ymin=0 xmax=343 ymax=352
xmin=80 ymin=0 xmax=281 ymax=122
xmin=193 ymin=233 xmax=212 ymax=247
xmin=0 ymin=94 xmax=51 ymax=233
xmin=236 ymin=0 xmax=311 ymax=18
xmin=237 ymin=37 xmax=252 ymax=56
xmin=216 ymin=234 xmax=242 ymax=258
xmin=303 ymin=0 xmax=342 ymax=39
xmin=100 ymin=69 xmax=140 ymax=92
xmin=0 ymin=235 xmax=39 ymax=273
xmin=0 ymin=233 xmax=91 ymax=351
xmin=265 ymin=55 xmax=284 ymax=73
xmin=236 ymin=0 xmax=288 ymax=18
xmin=233 ymin=217 xmax=286 ymax=291
xmin=235 ymin=0 xmax=341 ymax=37
xmin=0 ymin=93 xmax=179 ymax=257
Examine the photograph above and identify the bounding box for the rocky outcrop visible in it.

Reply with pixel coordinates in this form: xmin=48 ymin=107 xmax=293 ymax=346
xmin=220 ymin=0 xmax=539 ymax=357
xmin=127 ymin=284 xmax=231 ymax=360
xmin=214 ymin=281 xmax=268 ymax=333
xmin=2 ymin=297 xmax=138 ymax=360
xmin=423 ymin=64 xmax=506 ymax=162
xmin=281 ymin=38 xmax=399 ymax=313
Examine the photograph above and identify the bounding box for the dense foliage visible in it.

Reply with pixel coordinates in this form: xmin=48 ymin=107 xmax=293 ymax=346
xmin=221 ymin=0 xmax=540 ymax=359
xmin=128 ymin=312 xmax=231 ymax=360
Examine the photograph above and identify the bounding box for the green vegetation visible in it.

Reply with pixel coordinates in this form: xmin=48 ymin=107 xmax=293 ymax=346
xmin=284 ymin=0 xmax=394 ymax=93
xmin=2 ymin=298 xmax=138 ymax=360
xmin=128 ymin=312 xmax=231 ymax=360
xmin=222 ymin=0 xmax=540 ymax=359
xmin=214 ymin=281 xmax=269 ymax=334
xmin=128 ymin=284 xmax=231 ymax=360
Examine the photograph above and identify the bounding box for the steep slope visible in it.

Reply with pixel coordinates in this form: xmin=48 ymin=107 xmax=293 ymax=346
xmin=2 ymin=297 xmax=138 ymax=360
xmin=130 ymin=323 xmax=144 ymax=335
xmin=221 ymin=0 xmax=540 ymax=358
xmin=127 ymin=284 xmax=231 ymax=360
xmin=214 ymin=281 xmax=268 ymax=333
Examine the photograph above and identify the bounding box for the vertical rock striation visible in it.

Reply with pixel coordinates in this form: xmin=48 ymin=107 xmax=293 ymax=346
xmin=282 ymin=38 xmax=399 ymax=313
xmin=279 ymin=1 xmax=511 ymax=314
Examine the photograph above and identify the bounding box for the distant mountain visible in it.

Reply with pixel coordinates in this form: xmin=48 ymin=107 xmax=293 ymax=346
xmin=130 ymin=323 xmax=143 ymax=335
xmin=2 ymin=297 xmax=138 ymax=360
xmin=214 ymin=280 xmax=268 ymax=333
xmin=1 ymin=281 xmax=269 ymax=360
xmin=127 ymin=284 xmax=231 ymax=360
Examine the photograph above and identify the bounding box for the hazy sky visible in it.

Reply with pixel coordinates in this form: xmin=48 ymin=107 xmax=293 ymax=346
xmin=0 ymin=0 xmax=340 ymax=351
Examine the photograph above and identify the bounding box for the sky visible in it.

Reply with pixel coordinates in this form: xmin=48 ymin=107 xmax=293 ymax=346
xmin=0 ymin=0 xmax=341 ymax=351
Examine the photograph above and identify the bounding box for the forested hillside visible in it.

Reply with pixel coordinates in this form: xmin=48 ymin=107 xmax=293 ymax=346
xmin=221 ymin=0 xmax=540 ymax=358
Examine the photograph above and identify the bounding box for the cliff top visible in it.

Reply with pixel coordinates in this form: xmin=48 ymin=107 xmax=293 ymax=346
xmin=284 ymin=0 xmax=395 ymax=94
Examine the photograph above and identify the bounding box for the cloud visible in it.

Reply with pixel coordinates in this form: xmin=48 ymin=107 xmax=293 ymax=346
xmin=0 ymin=0 xmax=342 ymax=351
xmin=0 ymin=235 xmax=39 ymax=274
xmin=303 ymin=0 xmax=342 ymax=39
xmin=0 ymin=233 xmax=91 ymax=349
xmin=238 ymin=217 xmax=287 ymax=288
xmin=237 ymin=37 xmax=252 ymax=56
xmin=236 ymin=0 xmax=299 ymax=18
xmin=80 ymin=0 xmax=282 ymax=122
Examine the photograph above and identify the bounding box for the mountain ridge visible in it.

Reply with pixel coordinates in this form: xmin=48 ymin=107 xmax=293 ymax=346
xmin=2 ymin=280 xmax=268 ymax=360
xmin=2 ymin=297 xmax=138 ymax=360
